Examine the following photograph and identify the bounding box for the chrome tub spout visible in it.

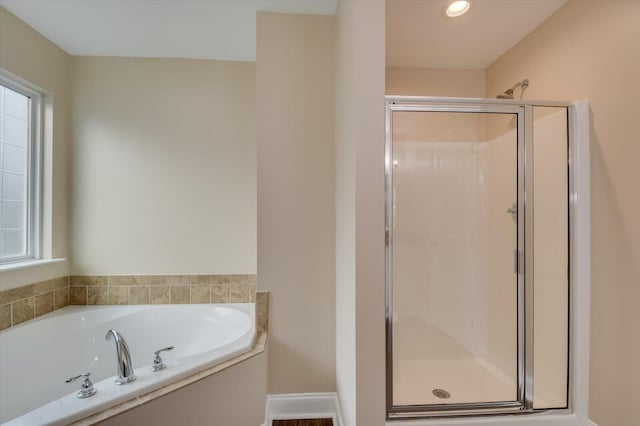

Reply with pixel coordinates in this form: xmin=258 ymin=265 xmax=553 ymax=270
xmin=105 ymin=329 xmax=137 ymax=384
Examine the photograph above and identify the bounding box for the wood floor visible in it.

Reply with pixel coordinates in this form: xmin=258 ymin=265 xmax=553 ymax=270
xmin=272 ymin=419 xmax=333 ymax=426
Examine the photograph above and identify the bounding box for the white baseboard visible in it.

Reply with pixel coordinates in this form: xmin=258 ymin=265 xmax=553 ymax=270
xmin=265 ymin=393 xmax=343 ymax=426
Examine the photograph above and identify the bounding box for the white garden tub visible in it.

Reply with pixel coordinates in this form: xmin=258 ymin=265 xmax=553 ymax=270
xmin=0 ymin=304 xmax=255 ymax=425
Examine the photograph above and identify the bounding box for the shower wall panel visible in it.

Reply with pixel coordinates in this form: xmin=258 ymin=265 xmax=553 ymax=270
xmin=393 ymin=112 xmax=518 ymax=385
xmin=393 ymin=141 xmax=489 ymax=359
xmin=486 ymin=130 xmax=518 ymax=383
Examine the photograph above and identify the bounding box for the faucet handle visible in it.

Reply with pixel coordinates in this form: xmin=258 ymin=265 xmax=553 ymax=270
xmin=65 ymin=372 xmax=97 ymax=399
xmin=154 ymin=346 xmax=174 ymax=356
xmin=152 ymin=346 xmax=174 ymax=372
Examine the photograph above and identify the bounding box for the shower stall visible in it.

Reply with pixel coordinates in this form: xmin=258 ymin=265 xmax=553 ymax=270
xmin=385 ymin=96 xmax=588 ymax=419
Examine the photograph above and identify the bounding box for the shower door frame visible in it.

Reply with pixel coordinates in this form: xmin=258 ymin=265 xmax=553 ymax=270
xmin=385 ymin=96 xmax=570 ymax=419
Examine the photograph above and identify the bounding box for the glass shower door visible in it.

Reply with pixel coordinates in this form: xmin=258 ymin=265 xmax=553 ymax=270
xmin=386 ymin=103 xmax=529 ymax=417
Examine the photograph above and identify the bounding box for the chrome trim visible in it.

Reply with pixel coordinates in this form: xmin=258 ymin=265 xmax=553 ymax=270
xmin=517 ymin=106 xmax=527 ymax=407
xmin=384 ymin=100 xmax=395 ymax=416
xmin=389 ymin=403 xmax=526 ymax=419
xmin=387 ymin=102 xmax=529 ymax=114
xmin=391 ymin=401 xmax=522 ymax=413
xmin=386 ymin=95 xmax=572 ymax=108
xmin=523 ymin=104 xmax=535 ymax=410
xmin=566 ymin=105 xmax=576 ymax=413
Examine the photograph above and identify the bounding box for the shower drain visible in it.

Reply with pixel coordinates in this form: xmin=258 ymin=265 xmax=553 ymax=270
xmin=432 ymin=388 xmax=451 ymax=399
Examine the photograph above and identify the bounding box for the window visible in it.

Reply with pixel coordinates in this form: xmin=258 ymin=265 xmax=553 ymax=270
xmin=0 ymin=77 xmax=41 ymax=263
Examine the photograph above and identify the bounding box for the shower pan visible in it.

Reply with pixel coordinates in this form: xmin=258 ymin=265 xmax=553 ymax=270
xmin=385 ymin=96 xmax=587 ymax=420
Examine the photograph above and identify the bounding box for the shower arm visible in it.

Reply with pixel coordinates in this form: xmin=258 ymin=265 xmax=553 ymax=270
xmin=502 ymin=79 xmax=530 ymax=98
xmin=509 ymin=79 xmax=529 ymax=92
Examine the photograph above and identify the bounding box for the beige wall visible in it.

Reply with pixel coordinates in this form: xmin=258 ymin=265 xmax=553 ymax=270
xmin=334 ymin=1 xmax=357 ymax=423
xmin=486 ymin=1 xmax=640 ymax=424
xmin=386 ymin=66 xmax=485 ymax=97
xmin=70 ymin=56 xmax=256 ymax=274
xmin=335 ymin=1 xmax=386 ymax=425
xmin=353 ymin=2 xmax=386 ymax=424
xmin=256 ymin=12 xmax=336 ymax=394
xmin=100 ymin=351 xmax=267 ymax=426
xmin=0 ymin=6 xmax=71 ymax=289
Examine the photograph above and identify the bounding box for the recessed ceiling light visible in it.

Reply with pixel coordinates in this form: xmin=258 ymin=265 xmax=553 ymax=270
xmin=445 ymin=0 xmax=471 ymax=18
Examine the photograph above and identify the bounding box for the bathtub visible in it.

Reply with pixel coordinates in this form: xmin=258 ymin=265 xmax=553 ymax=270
xmin=0 ymin=304 xmax=256 ymax=425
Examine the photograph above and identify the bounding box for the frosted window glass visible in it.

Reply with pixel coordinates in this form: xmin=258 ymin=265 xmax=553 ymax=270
xmin=3 ymin=114 xmax=28 ymax=147
xmin=1 ymin=172 xmax=26 ymax=201
xmin=0 ymin=230 xmax=25 ymax=257
xmin=0 ymin=84 xmax=31 ymax=260
xmin=4 ymin=87 xmax=29 ymax=120
xmin=0 ymin=89 xmax=3 ymax=135
xmin=3 ymin=144 xmax=26 ymax=173
xmin=2 ymin=201 xmax=25 ymax=229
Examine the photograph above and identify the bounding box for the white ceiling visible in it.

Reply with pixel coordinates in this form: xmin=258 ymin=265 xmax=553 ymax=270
xmin=1 ymin=0 xmax=566 ymax=67
xmin=386 ymin=0 xmax=567 ymax=69
xmin=0 ymin=0 xmax=338 ymax=61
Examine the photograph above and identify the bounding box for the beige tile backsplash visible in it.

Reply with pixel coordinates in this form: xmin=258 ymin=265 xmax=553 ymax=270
xmin=211 ymin=284 xmax=230 ymax=303
xmin=149 ymin=275 xmax=189 ymax=286
xmin=109 ymin=275 xmax=149 ymax=286
xmin=12 ymin=297 xmax=35 ymax=325
xmin=87 ymin=287 xmax=109 ymax=305
xmin=68 ymin=275 xmax=255 ymax=306
xmin=0 ymin=304 xmax=11 ymax=331
xmin=108 ymin=286 xmax=129 ymax=305
xmin=69 ymin=286 xmax=87 ymax=305
xmin=0 ymin=277 xmax=68 ymax=330
xmin=0 ymin=274 xmax=257 ymax=332
xmin=190 ymin=285 xmax=210 ymax=304
xmin=255 ymin=291 xmax=269 ymax=334
xmin=129 ymin=286 xmax=150 ymax=305
xmin=150 ymin=286 xmax=171 ymax=304
xmin=170 ymin=286 xmax=190 ymax=304
xmin=70 ymin=275 xmax=107 ymax=287
xmin=35 ymin=292 xmax=54 ymax=317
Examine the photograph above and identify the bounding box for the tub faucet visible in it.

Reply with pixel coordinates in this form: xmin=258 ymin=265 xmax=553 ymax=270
xmin=105 ymin=329 xmax=137 ymax=384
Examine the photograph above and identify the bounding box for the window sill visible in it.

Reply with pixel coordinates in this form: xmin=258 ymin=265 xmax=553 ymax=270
xmin=0 ymin=258 xmax=66 ymax=272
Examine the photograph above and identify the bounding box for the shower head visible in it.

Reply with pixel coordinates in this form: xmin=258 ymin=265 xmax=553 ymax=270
xmin=496 ymin=79 xmax=529 ymax=99
xmin=496 ymin=90 xmax=515 ymax=100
